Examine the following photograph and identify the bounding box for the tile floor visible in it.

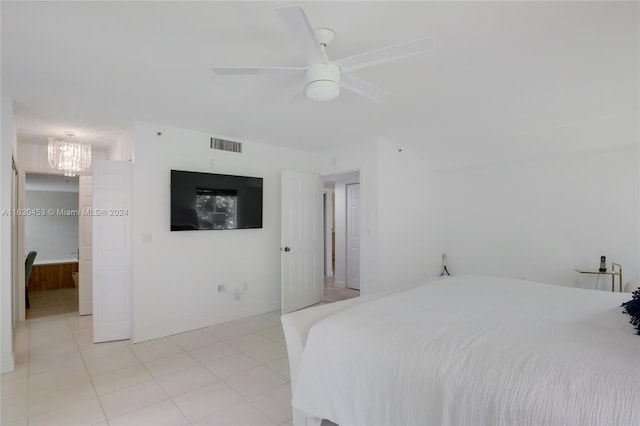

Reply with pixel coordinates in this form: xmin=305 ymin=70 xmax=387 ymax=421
xmin=5 ymin=278 xmax=357 ymax=425
xmin=320 ymin=277 xmax=359 ymax=304
xmin=1 ymin=311 xmax=293 ymax=426
xmin=27 ymin=288 xmax=79 ymax=319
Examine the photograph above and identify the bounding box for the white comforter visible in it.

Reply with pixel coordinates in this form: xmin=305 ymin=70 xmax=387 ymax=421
xmin=292 ymin=276 xmax=640 ymax=426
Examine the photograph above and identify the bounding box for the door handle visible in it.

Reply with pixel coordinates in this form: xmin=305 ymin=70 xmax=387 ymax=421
xmin=284 ymin=247 xmax=291 ymax=252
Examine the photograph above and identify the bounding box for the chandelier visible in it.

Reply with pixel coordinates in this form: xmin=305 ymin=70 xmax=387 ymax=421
xmin=47 ymin=133 xmax=91 ymax=177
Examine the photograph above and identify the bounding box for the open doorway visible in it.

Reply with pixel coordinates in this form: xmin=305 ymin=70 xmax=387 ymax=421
xmin=322 ymin=171 xmax=360 ymax=303
xmin=24 ymin=173 xmax=79 ymax=319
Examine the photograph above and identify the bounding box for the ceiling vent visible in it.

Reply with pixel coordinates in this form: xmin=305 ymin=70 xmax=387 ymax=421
xmin=210 ymin=138 xmax=242 ymax=153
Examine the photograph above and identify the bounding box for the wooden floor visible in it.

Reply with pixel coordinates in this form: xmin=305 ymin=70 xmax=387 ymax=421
xmin=26 ymin=287 xmax=78 ymax=319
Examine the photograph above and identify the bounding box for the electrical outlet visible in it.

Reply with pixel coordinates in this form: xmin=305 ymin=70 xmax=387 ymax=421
xmin=218 ymin=284 xmax=226 ymax=293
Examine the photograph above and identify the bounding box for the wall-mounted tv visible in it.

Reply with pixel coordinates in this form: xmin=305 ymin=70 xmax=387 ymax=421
xmin=170 ymin=170 xmax=263 ymax=231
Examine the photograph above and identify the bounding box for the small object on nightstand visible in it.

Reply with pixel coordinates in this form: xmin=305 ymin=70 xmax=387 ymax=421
xmin=599 ymin=256 xmax=607 ymax=272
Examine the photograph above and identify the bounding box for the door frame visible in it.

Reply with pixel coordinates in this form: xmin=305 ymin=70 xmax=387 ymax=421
xmin=320 ymin=169 xmax=361 ymax=291
xmin=17 ymin=169 xmax=85 ymax=321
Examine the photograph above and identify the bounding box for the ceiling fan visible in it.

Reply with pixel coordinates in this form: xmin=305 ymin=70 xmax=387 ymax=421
xmin=212 ymin=4 xmax=436 ymax=103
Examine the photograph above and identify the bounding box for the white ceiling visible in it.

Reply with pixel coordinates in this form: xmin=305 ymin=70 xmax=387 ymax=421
xmin=2 ymin=1 xmax=638 ymax=158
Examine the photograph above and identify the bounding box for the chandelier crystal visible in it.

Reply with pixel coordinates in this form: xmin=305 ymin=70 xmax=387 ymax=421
xmin=47 ymin=134 xmax=91 ymax=177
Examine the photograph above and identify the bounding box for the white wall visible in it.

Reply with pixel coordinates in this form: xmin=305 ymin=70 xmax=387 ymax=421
xmin=1 ymin=97 xmax=16 ymax=372
xmin=442 ymin=146 xmax=640 ymax=289
xmin=375 ymin=140 xmax=446 ymax=288
xmin=24 ymin=190 xmax=79 ymax=261
xmin=131 ymin=122 xmax=316 ymax=342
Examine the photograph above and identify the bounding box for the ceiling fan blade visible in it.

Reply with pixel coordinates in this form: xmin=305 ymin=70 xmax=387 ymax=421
xmin=212 ymin=66 xmax=305 ymax=76
xmin=334 ymin=37 xmax=436 ymax=73
xmin=275 ymin=5 xmax=328 ymax=65
xmin=340 ymin=73 xmax=392 ymax=103
xmin=288 ymin=86 xmax=307 ymax=104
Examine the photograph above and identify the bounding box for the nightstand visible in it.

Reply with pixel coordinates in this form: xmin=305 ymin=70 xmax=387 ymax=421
xmin=575 ymin=263 xmax=622 ymax=292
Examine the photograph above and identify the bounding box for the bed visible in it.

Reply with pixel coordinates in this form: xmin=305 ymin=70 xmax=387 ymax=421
xmin=281 ymin=275 xmax=639 ymax=426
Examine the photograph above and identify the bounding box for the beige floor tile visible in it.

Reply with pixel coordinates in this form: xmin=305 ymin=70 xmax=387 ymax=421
xmin=81 ymin=341 xmax=132 ymax=362
xmin=243 ymin=342 xmax=288 ymax=364
xmin=173 ymin=381 xmax=242 ymax=423
xmin=29 ymin=338 xmax=78 ymax=361
xmin=249 ymin=383 xmax=293 ymax=425
xmin=28 ymin=363 xmax=89 ymax=391
xmin=208 ymin=324 xmax=253 ymax=341
xmin=144 ymin=352 xmax=199 ymax=378
xmin=258 ymin=326 xmax=286 ymax=343
xmin=82 ymin=343 xmax=140 ymax=377
xmin=28 ymin=351 xmax=84 ymax=376
xmin=132 ymin=340 xmax=184 ymax=363
xmin=28 ymin=396 xmax=106 ymax=426
xmin=189 ymin=341 xmax=238 ymax=363
xmin=91 ymin=364 xmax=153 ymax=395
xmin=265 ymin=357 xmax=291 ymax=380
xmin=171 ymin=329 xmax=220 ymax=351
xmin=109 ymin=399 xmax=189 ymax=426
xmin=225 ymin=366 xmax=288 ymax=399
xmin=28 ymin=377 xmax=97 ymax=418
xmin=203 ymin=353 xmax=260 ymax=379
xmin=1 ymin=372 xmax=28 ymax=400
xmin=125 ymin=336 xmax=169 ymax=351
xmin=155 ymin=364 xmax=219 ymax=397
xmin=73 ymin=328 xmax=96 ymax=350
xmin=193 ymin=401 xmax=276 ymax=426
xmin=98 ymin=379 xmax=168 ymax=419
xmin=226 ymin=333 xmax=273 ymax=351
xmin=234 ymin=316 xmax=282 ymax=332
xmin=66 ymin=313 xmax=93 ymax=332
xmin=1 ymin=394 xmax=27 ymax=424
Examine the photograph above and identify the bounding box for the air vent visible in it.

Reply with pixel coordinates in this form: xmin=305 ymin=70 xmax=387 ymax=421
xmin=211 ymin=138 xmax=242 ymax=153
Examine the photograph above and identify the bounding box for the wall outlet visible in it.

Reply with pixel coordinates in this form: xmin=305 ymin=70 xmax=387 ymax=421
xmin=218 ymin=284 xmax=226 ymax=293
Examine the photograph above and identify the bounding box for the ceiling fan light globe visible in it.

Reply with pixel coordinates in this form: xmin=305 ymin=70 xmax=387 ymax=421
xmin=306 ymin=80 xmax=340 ymax=101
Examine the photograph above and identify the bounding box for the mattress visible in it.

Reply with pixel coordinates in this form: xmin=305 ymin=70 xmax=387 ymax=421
xmin=290 ymin=276 xmax=639 ymax=426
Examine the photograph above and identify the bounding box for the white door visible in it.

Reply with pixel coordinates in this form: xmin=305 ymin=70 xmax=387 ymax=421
xmin=93 ymin=160 xmax=132 ymax=342
xmin=346 ymin=183 xmax=360 ymax=290
xmin=281 ymin=170 xmax=322 ymax=314
xmin=78 ymin=176 xmax=93 ymax=315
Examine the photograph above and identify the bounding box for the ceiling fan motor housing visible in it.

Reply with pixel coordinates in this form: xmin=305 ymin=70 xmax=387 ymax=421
xmin=305 ymin=63 xmax=340 ymax=101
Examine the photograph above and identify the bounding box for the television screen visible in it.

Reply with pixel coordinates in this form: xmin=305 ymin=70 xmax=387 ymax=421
xmin=170 ymin=170 xmax=263 ymax=231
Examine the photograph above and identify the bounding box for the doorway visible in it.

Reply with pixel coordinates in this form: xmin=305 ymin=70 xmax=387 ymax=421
xmin=24 ymin=173 xmax=80 ymax=319
xmin=322 ymin=171 xmax=360 ymax=303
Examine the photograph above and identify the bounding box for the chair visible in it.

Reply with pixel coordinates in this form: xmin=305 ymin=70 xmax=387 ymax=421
xmin=25 ymin=251 xmax=37 ymax=309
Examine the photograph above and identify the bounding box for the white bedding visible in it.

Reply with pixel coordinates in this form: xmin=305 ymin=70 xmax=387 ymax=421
xmin=291 ymin=276 xmax=640 ymax=426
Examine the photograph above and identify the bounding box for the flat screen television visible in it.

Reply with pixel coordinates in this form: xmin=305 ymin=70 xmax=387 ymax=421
xmin=170 ymin=170 xmax=263 ymax=231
